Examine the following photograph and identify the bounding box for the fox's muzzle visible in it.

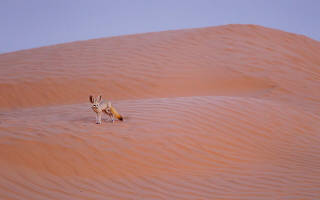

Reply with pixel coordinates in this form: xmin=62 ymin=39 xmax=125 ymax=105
xmin=91 ymin=105 xmax=99 ymax=112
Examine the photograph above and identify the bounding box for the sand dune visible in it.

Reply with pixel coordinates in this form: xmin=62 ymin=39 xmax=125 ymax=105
xmin=0 ymin=24 xmax=320 ymax=199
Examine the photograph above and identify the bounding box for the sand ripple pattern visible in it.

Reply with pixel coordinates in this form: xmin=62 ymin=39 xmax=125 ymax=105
xmin=1 ymin=25 xmax=320 ymax=199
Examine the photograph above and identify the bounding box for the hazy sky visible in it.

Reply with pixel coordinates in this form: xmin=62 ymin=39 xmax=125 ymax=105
xmin=1 ymin=0 xmax=320 ymax=54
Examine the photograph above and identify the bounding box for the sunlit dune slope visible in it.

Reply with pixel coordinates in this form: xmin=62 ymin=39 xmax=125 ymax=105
xmin=0 ymin=24 xmax=319 ymax=111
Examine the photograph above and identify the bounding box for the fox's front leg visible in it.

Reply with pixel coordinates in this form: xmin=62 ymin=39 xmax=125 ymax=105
xmin=96 ymin=112 xmax=102 ymax=124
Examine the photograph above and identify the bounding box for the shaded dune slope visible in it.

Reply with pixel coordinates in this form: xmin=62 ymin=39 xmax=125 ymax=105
xmin=1 ymin=96 xmax=320 ymax=199
xmin=1 ymin=25 xmax=320 ymax=199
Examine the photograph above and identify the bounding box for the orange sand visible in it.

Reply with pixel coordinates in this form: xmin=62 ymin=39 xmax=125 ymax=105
xmin=0 ymin=24 xmax=320 ymax=199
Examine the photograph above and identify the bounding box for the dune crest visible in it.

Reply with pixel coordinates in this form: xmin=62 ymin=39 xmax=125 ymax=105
xmin=1 ymin=25 xmax=320 ymax=199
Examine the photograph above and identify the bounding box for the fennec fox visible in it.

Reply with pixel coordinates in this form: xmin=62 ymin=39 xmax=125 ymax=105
xmin=89 ymin=95 xmax=123 ymax=124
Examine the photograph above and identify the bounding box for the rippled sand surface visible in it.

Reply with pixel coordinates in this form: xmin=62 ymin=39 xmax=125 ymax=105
xmin=1 ymin=24 xmax=320 ymax=199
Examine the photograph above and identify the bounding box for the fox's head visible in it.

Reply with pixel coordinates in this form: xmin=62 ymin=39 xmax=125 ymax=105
xmin=89 ymin=95 xmax=102 ymax=109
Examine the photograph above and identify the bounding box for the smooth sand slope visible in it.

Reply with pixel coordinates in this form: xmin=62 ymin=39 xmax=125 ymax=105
xmin=0 ymin=24 xmax=320 ymax=199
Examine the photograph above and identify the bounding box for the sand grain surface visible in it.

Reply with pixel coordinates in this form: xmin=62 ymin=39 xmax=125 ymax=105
xmin=0 ymin=25 xmax=320 ymax=199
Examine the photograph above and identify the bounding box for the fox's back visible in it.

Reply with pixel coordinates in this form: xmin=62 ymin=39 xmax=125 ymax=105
xmin=98 ymin=100 xmax=108 ymax=110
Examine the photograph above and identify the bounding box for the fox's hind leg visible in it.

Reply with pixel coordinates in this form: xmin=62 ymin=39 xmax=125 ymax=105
xmin=103 ymin=110 xmax=114 ymax=123
xmin=110 ymin=115 xmax=115 ymax=123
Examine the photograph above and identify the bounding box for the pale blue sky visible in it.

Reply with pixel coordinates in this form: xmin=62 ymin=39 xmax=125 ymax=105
xmin=1 ymin=0 xmax=320 ymax=53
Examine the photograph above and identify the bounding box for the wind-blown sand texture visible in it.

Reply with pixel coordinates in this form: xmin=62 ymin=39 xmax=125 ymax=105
xmin=0 ymin=24 xmax=320 ymax=199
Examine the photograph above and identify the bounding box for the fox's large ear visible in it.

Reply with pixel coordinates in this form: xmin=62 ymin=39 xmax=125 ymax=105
xmin=98 ymin=95 xmax=102 ymax=102
xmin=89 ymin=95 xmax=94 ymax=103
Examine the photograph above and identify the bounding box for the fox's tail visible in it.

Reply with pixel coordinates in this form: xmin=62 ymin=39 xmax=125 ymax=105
xmin=110 ymin=106 xmax=123 ymax=121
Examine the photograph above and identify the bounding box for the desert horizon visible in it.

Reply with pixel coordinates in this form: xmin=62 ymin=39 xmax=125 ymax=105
xmin=1 ymin=24 xmax=320 ymax=199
